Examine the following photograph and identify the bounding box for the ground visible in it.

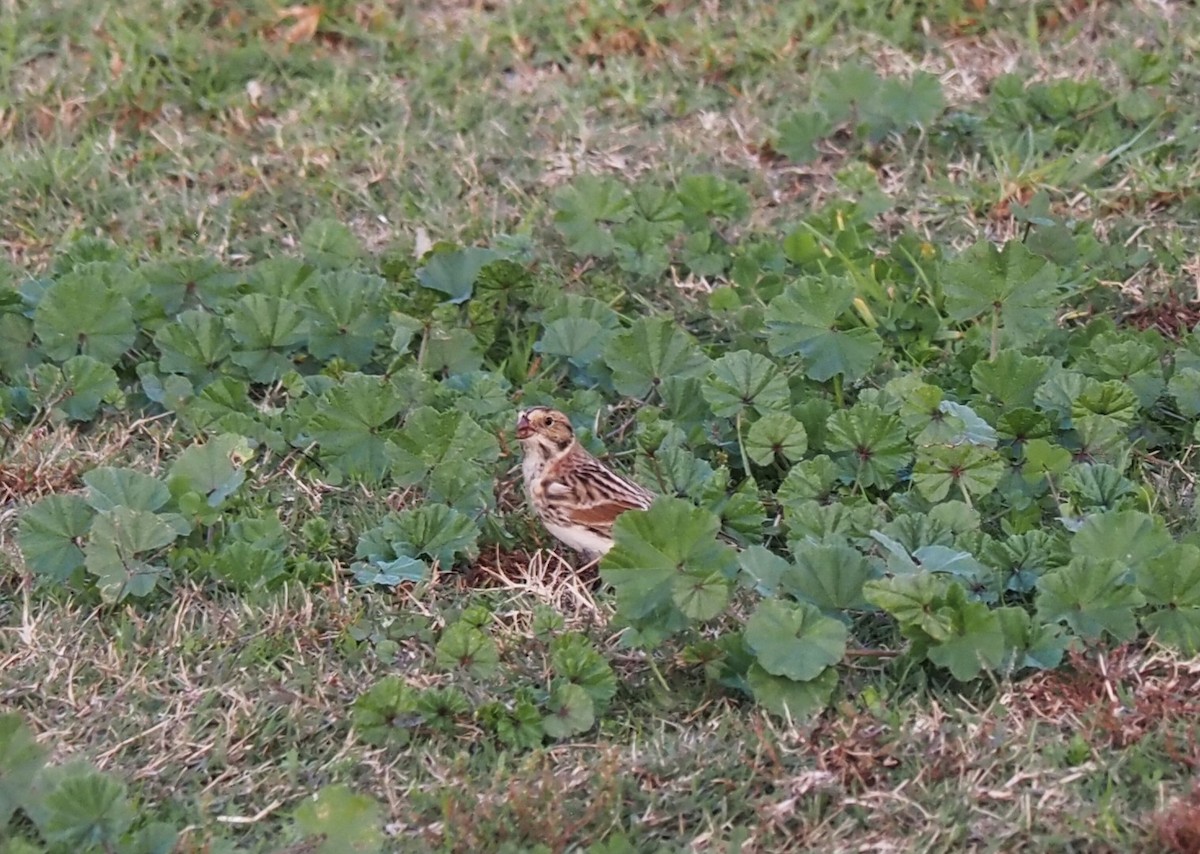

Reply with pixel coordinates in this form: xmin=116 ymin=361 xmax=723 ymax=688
xmin=3 ymin=0 xmax=1200 ymax=851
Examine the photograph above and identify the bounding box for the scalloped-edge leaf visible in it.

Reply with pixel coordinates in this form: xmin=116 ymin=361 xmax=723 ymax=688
xmin=17 ymin=495 xmax=94 ymax=580
xmin=746 ymin=664 xmax=837 ymax=719
xmin=744 ymin=599 xmax=847 ymax=682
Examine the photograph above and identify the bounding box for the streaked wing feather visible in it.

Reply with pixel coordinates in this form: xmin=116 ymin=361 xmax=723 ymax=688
xmin=525 ymin=434 xmax=655 ymax=553
xmin=569 ymin=499 xmax=644 ymax=531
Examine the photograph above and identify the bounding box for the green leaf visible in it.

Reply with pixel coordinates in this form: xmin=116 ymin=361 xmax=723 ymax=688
xmin=0 ymin=714 xmax=48 ymax=825
xmin=424 ymin=325 xmax=483 ymax=375
xmin=482 ymin=695 xmax=544 ymax=751
xmin=40 ymin=769 xmax=134 ymax=847
xmin=746 ymin=663 xmax=837 ymax=719
xmin=911 ymin=445 xmax=1004 ymax=503
xmin=786 ymin=500 xmax=880 ymax=545
xmin=434 ymin=622 xmax=499 ymax=678
xmin=416 ymin=247 xmax=500 ymax=304
xmin=776 ymin=110 xmax=832 ymax=164
xmin=675 ymin=174 xmax=748 ymax=227
xmin=538 ymin=317 xmax=612 ymax=368
xmin=984 ymin=530 xmax=1064 ymax=594
xmin=737 ymin=545 xmax=790 ymax=596
xmin=154 ymin=310 xmax=234 ymax=381
xmin=701 ymin=350 xmax=789 ymax=418
xmin=611 ymin=220 xmax=670 ymax=279
xmin=301 ymin=219 xmax=361 ymax=266
xmin=705 ymin=473 xmax=766 ymax=545
xmin=387 ymin=407 xmax=500 ymax=512
xmin=226 ymin=294 xmax=309 ymax=382
xmin=630 ymin=184 xmax=684 ymax=229
xmin=553 ymin=176 xmax=631 ymax=257
xmin=1022 ymin=438 xmax=1072 ymax=481
xmin=601 ymin=497 xmax=738 ymax=639
xmin=765 ymin=278 xmax=883 ymax=382
xmin=825 ymin=403 xmax=909 ymax=490
xmin=31 ymin=356 xmax=121 ymax=422
xmin=352 ymin=677 xmax=420 ymax=746
xmin=783 ymin=542 xmax=873 ymax=612
xmin=542 ymin=683 xmax=595 ymax=739
xmin=293 ymin=785 xmax=383 ymax=854
xmin=1063 ymin=463 xmax=1134 ymax=511
xmin=415 ymin=686 xmax=470 ymax=732
xmin=925 ymin=588 xmax=1007 ymax=680
xmin=307 ymin=374 xmax=405 ymax=484
xmin=33 ymin=270 xmax=136 ymax=364
xmin=305 ymin=271 xmax=388 ymax=366
xmin=776 ymin=455 xmax=839 ymax=503
xmin=864 ymin=71 xmax=943 ymax=138
xmin=1168 ymin=366 xmax=1200 ymax=417
xmin=1137 ymin=544 xmax=1200 ymax=653
xmin=168 ymin=435 xmax=251 ymax=508
xmin=936 ymin=401 xmax=998 ymax=447
xmin=82 ymin=467 xmax=170 ymax=513
xmin=352 ymin=554 xmax=428 ymax=586
xmin=634 ymin=433 xmax=714 ymax=498
xmin=744 ymin=599 xmax=847 ymax=681
xmin=17 ymin=495 xmax=94 ymax=581
xmin=1072 ymin=379 xmax=1138 ymax=425
xmin=864 ymin=574 xmax=953 ymax=640
xmin=744 ymin=412 xmax=811 ymax=467
xmin=672 ymin=570 xmax=731 ymax=621
xmin=141 ymin=255 xmax=239 ymax=313
xmin=1070 ymin=510 xmax=1171 ymax=566
xmin=972 ymin=351 xmax=1052 ymax=407
xmin=84 ymin=507 xmax=177 ymax=601
xmin=125 ymin=821 xmax=179 ymax=854
xmin=176 ymin=376 xmax=258 ymax=436
xmin=1141 ymin=608 xmax=1200 ymax=655
xmin=1137 ymin=544 xmax=1200 ymax=607
xmin=0 ymin=313 xmax=39 ymax=377
xmin=941 ymin=241 xmax=1061 ymax=347
xmin=384 ymin=505 xmax=479 ymax=569
xmin=1036 ymin=557 xmax=1144 ymax=642
xmin=210 ymin=541 xmax=286 ymax=590
xmin=551 ymin=634 xmax=618 ymax=708
xmin=605 ymin=317 xmax=709 ymax=398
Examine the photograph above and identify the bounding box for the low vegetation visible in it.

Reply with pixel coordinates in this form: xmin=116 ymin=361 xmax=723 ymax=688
xmin=3 ymin=0 xmax=1200 ymax=851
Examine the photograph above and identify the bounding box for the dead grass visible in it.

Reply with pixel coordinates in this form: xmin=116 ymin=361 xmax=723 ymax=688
xmin=1003 ymin=646 xmax=1200 ymax=753
xmin=1157 ymin=782 xmax=1200 ymax=854
xmin=4 ymin=571 xmax=1200 ymax=850
xmin=5 ymin=0 xmax=1200 ymax=850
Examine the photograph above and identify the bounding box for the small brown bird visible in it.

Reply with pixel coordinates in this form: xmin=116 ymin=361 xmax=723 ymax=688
xmin=516 ymin=407 xmax=655 ymax=555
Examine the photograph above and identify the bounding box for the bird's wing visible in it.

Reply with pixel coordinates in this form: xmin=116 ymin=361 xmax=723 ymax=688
xmin=539 ymin=455 xmax=654 ymax=535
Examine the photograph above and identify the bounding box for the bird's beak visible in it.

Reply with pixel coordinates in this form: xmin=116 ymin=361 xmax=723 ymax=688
xmin=515 ymin=410 xmax=532 ymax=439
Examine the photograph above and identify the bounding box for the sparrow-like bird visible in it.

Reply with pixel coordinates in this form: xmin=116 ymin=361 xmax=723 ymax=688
xmin=516 ymin=406 xmax=655 ymax=555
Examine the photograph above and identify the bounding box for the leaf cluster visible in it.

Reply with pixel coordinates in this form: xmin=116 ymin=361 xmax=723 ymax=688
xmin=351 ymin=609 xmax=617 ymax=749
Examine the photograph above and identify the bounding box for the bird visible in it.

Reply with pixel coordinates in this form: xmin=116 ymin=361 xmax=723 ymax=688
xmin=515 ymin=406 xmax=655 ymax=556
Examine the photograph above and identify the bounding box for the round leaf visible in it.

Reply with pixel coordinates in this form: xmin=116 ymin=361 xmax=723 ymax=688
xmin=743 ymin=599 xmax=847 ymax=681
xmin=33 ymin=271 xmax=136 ymax=364
xmin=702 ymin=350 xmax=790 ymax=418
xmin=744 ymin=412 xmax=808 ymax=465
xmin=747 ymin=664 xmax=837 ymax=719
xmin=17 ymin=495 xmax=94 ymax=580
xmin=542 ymin=683 xmax=595 ymax=739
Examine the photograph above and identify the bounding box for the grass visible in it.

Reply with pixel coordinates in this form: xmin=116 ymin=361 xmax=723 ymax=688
xmin=4 ymin=0 xmax=1200 ymax=851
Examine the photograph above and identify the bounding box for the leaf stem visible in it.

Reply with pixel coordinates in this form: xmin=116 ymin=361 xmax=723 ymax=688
xmin=735 ymin=412 xmax=752 ymax=476
xmin=645 ymin=653 xmax=671 ymax=694
xmin=990 ymin=304 xmax=1000 ymax=362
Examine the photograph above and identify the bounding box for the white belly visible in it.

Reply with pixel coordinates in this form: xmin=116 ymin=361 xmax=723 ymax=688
xmin=543 ymin=520 xmax=614 ymax=555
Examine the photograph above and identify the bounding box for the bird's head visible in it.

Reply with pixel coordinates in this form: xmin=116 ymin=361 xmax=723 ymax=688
xmin=516 ymin=407 xmax=575 ymax=453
